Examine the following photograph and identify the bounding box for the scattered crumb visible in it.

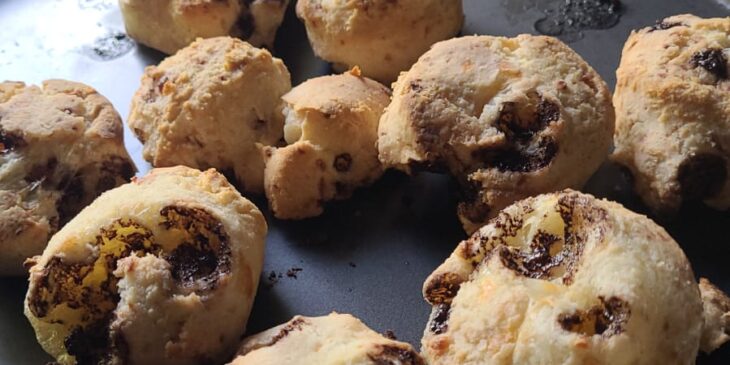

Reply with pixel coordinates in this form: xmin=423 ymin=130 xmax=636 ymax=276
xmin=286 ymin=267 xmax=303 ymax=279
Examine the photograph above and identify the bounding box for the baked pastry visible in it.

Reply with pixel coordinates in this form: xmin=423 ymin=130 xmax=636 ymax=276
xmin=264 ymin=68 xmax=390 ymax=219
xmin=612 ymin=14 xmax=730 ymax=215
xmin=229 ymin=313 xmax=425 ymax=364
xmin=378 ymin=35 xmax=614 ymax=234
xmin=296 ymin=0 xmax=464 ymax=83
xmin=0 ymin=80 xmax=135 ymax=276
xmin=421 ymin=190 xmax=729 ymax=364
xmin=24 ymin=166 xmax=267 ymax=365
xmin=119 ymin=0 xmax=289 ymax=54
xmin=128 ymin=37 xmax=291 ymax=193
xmin=700 ymin=278 xmax=730 ymax=353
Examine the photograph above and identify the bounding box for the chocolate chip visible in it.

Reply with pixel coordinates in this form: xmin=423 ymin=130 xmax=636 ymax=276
xmin=97 ymin=156 xmax=135 ymax=193
xmin=65 ymin=316 xmax=115 ymax=365
xmin=424 ymin=272 xmax=463 ymax=305
xmin=25 ymin=158 xmax=58 ymax=182
xmin=429 ymin=303 xmax=451 ymax=335
xmin=499 ymin=230 xmax=563 ymax=280
xmin=475 ymin=98 xmax=560 ymax=172
xmin=558 ymin=296 xmax=630 ymax=337
xmin=475 ymin=136 xmax=558 ymax=173
xmin=367 ymin=344 xmax=425 ymax=365
xmin=647 ymin=20 xmax=683 ymax=32
xmin=691 ymin=48 xmax=728 ymax=79
xmin=334 ymin=153 xmax=352 ymax=172
xmin=160 ymin=205 xmax=231 ymax=290
xmin=235 ymin=10 xmax=255 ymax=40
xmin=677 ymin=153 xmax=727 ymax=201
xmin=267 ymin=317 xmax=308 ymax=347
xmin=0 ymin=128 xmax=26 ymax=153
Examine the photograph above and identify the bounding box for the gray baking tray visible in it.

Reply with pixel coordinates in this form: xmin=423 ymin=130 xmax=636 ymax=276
xmin=1 ymin=0 xmax=729 ymax=363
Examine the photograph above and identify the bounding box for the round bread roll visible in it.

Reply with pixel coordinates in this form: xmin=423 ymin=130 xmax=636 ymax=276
xmin=296 ymin=0 xmax=464 ymax=83
xmin=612 ymin=14 xmax=730 ymax=215
xmin=128 ymin=37 xmax=291 ymax=193
xmin=264 ymin=68 xmax=390 ymax=219
xmin=229 ymin=313 xmax=426 ymax=364
xmin=0 ymin=80 xmax=135 ymax=276
xmin=421 ymin=190 xmax=729 ymax=364
xmin=24 ymin=166 xmax=267 ymax=365
xmin=119 ymin=0 xmax=289 ymax=54
xmin=378 ymin=35 xmax=615 ymax=234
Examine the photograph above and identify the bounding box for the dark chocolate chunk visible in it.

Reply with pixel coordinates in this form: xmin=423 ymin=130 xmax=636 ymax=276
xmin=647 ymin=20 xmax=683 ymax=32
xmin=429 ymin=303 xmax=451 ymax=335
xmin=677 ymin=153 xmax=727 ymax=201
xmin=267 ymin=317 xmax=308 ymax=347
xmin=367 ymin=344 xmax=425 ymax=365
xmin=558 ymin=296 xmax=630 ymax=337
xmin=424 ymin=272 xmax=463 ymax=305
xmin=0 ymin=128 xmax=26 ymax=153
xmin=160 ymin=205 xmax=231 ymax=290
xmin=334 ymin=153 xmax=353 ymax=172
xmin=691 ymin=48 xmax=728 ymax=79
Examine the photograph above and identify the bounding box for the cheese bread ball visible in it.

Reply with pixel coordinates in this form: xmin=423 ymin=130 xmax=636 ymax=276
xmin=119 ymin=0 xmax=289 ymax=54
xmin=128 ymin=37 xmax=291 ymax=193
xmin=612 ymin=14 xmax=730 ymax=215
xmin=421 ymin=190 xmax=729 ymax=365
xmin=0 ymin=80 xmax=135 ymax=276
xmin=296 ymin=0 xmax=464 ymax=83
xmin=24 ymin=166 xmax=267 ymax=365
xmin=264 ymin=69 xmax=390 ymax=219
xmin=378 ymin=35 xmax=614 ymax=234
xmin=229 ymin=313 xmax=425 ymax=364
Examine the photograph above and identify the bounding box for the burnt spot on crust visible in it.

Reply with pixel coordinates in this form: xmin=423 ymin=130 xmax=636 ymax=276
xmin=0 ymin=127 xmax=26 ymax=153
xmin=677 ymin=153 xmax=727 ymax=201
xmin=160 ymin=205 xmax=231 ymax=290
xmin=367 ymin=344 xmax=425 ymax=365
xmin=334 ymin=153 xmax=353 ymax=172
xmin=424 ymin=272 xmax=463 ymax=305
xmin=474 ymin=98 xmax=560 ymax=173
xmin=647 ymin=20 xmax=684 ymax=32
xmin=429 ymin=303 xmax=451 ymax=335
xmin=691 ymin=48 xmax=728 ymax=80
xmin=558 ymin=296 xmax=630 ymax=337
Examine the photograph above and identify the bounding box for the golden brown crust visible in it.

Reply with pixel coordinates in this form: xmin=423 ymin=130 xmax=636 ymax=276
xmin=0 ymin=79 xmax=135 ymax=276
xmin=230 ymin=313 xmax=425 ymax=365
xmin=296 ymin=0 xmax=463 ymax=83
xmin=421 ymin=190 xmax=705 ymax=364
xmin=264 ymin=71 xmax=390 ymax=219
xmin=699 ymin=278 xmax=730 ymax=353
xmin=119 ymin=0 xmax=289 ymax=54
xmin=128 ymin=37 xmax=291 ymax=193
xmin=24 ymin=166 xmax=266 ymax=365
xmin=378 ymin=35 xmax=614 ymax=234
xmin=612 ymin=14 xmax=730 ymax=214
